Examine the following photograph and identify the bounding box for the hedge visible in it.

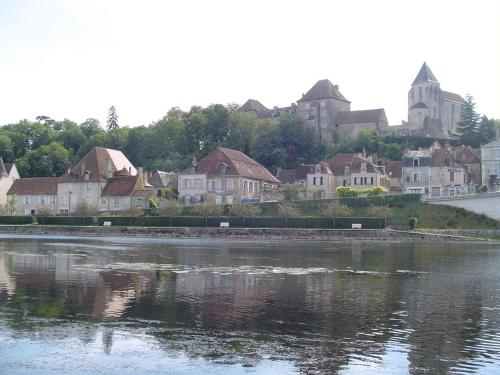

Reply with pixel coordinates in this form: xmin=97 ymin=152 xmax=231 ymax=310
xmin=37 ymin=216 xmax=95 ymax=226
xmin=334 ymin=217 xmax=385 ymax=229
xmin=97 ymin=217 xmax=133 ymax=226
xmin=0 ymin=216 xmax=34 ymax=225
xmin=286 ymin=217 xmax=333 ymax=228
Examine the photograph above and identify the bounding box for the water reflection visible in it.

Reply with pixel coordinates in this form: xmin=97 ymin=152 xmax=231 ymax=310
xmin=0 ymin=237 xmax=499 ymax=374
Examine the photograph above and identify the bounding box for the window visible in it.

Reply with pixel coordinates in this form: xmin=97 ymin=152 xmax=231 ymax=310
xmin=495 ymin=163 xmax=500 ymax=175
xmin=419 ymin=87 xmax=422 ymax=101
xmin=361 ymin=163 xmax=366 ymax=173
xmin=226 ymin=195 xmax=233 ymax=205
xmin=184 ymin=179 xmax=192 ymax=189
xmin=208 ymin=180 xmax=215 ymax=191
xmin=413 ymin=158 xmax=420 ymax=167
xmin=60 ymin=209 xmax=69 ymax=214
xmin=315 ymin=164 xmax=321 ymax=174
xmin=101 ymin=198 xmax=107 ymax=205
xmin=368 ymin=177 xmax=374 ymax=185
xmin=244 ymin=180 xmax=248 ymax=192
xmin=185 ymin=194 xmax=191 ymax=205
xmin=194 ymin=179 xmax=202 ymax=188
xmin=24 ymin=196 xmax=31 ymax=204
xmin=343 ymin=179 xmax=350 ymax=186
xmin=304 ymin=111 xmax=309 ymax=121
xmin=450 ymin=171 xmax=455 ymax=182
xmin=113 ymin=198 xmax=120 ymax=206
xmin=495 ymin=149 xmax=500 ymax=160
xmin=413 ymin=173 xmax=420 ymax=182
xmin=313 ymin=177 xmax=323 ymax=186
xmin=50 ymin=196 xmax=56 ymax=204
xmin=227 ymin=179 xmax=234 ymax=192
xmin=215 ymin=195 xmax=222 ymax=205
xmin=39 ymin=196 xmax=47 ymax=205
xmin=67 ymin=183 xmax=72 ymax=193
xmin=344 ymin=166 xmax=350 ymax=175
xmin=86 ymin=182 xmax=91 ymax=191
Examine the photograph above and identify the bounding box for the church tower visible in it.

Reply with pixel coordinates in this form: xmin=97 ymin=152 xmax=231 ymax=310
xmin=408 ymin=62 xmax=443 ymax=135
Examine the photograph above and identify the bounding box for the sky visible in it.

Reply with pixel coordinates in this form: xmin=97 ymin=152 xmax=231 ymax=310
xmin=0 ymin=0 xmax=499 ymax=128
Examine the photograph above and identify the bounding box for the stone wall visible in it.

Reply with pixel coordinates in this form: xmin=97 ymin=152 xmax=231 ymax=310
xmin=0 ymin=225 xmax=483 ymax=242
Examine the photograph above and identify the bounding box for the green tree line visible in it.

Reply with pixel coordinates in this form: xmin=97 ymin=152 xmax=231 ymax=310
xmin=1 ymin=101 xmax=498 ymax=178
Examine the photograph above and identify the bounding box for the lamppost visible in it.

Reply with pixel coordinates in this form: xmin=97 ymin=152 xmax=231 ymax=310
xmin=68 ymin=191 xmax=72 ymax=215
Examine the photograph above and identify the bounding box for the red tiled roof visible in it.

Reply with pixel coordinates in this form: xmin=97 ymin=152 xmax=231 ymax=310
xmin=7 ymin=177 xmax=58 ymax=195
xmin=327 ymin=154 xmax=384 ymax=175
xmin=442 ymin=91 xmax=466 ymax=104
xmin=298 ymin=79 xmax=350 ymax=103
xmin=101 ymin=176 xmax=139 ymax=196
xmin=185 ymin=147 xmax=280 ymax=184
xmin=239 ymin=99 xmax=272 ymax=119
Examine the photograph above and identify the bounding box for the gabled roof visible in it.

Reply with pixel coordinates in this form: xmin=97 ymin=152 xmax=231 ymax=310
xmin=59 ymin=147 xmax=136 ymax=182
xmin=277 ymin=162 xmax=333 ymax=183
xmin=7 ymin=177 xmax=58 ymax=195
xmin=327 ymin=154 xmax=385 ymax=175
xmin=442 ymin=91 xmax=466 ymax=104
xmin=432 ymin=149 xmax=460 ymax=167
xmin=101 ymin=175 xmax=139 ymax=196
xmin=238 ymin=99 xmax=272 ymax=119
xmin=451 ymin=146 xmax=480 ymax=164
xmin=298 ymin=79 xmax=350 ymax=103
xmin=185 ymin=147 xmax=280 ymax=184
xmin=5 ymin=163 xmax=14 ymax=174
xmin=384 ymin=161 xmax=402 ymax=178
xmin=335 ymin=109 xmax=385 ymax=125
xmin=412 ymin=62 xmax=438 ymax=85
xmin=149 ymin=171 xmax=178 ymax=189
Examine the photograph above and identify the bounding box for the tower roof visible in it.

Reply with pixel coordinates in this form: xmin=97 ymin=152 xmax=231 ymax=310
xmin=298 ymin=79 xmax=350 ymax=103
xmin=412 ymin=62 xmax=438 ymax=85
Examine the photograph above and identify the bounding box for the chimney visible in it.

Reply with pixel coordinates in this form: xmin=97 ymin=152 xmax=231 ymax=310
xmin=107 ymin=159 xmax=113 ymax=178
xmin=137 ymin=167 xmax=144 ymax=189
xmin=143 ymin=169 xmax=149 ymax=185
xmin=333 ymin=85 xmax=340 ymax=96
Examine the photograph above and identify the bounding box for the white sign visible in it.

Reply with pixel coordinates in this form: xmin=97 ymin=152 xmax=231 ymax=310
xmin=103 ymin=221 xmax=112 ymax=226
xmin=220 ymin=222 xmax=229 ymax=228
xmin=352 ymin=223 xmax=362 ymax=229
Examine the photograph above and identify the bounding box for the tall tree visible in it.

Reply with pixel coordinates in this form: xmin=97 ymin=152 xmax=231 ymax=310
xmin=107 ymin=106 xmax=119 ymax=131
xmin=457 ymin=94 xmax=480 ymax=146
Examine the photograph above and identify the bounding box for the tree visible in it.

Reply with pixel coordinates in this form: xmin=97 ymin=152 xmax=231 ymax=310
xmin=457 ymin=94 xmax=480 ymax=146
xmin=107 ymin=106 xmax=119 ymax=131
xmin=16 ymin=142 xmax=71 ymax=177
xmin=6 ymin=196 xmax=16 ymax=216
xmin=322 ymin=201 xmax=352 ymax=218
xmin=0 ymin=134 xmax=15 ymax=161
xmin=477 ymin=116 xmax=497 ymax=145
xmin=80 ymin=118 xmax=103 ymax=138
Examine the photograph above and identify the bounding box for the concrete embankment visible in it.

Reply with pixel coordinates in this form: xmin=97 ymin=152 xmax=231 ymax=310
xmin=0 ymin=225 xmax=487 ymax=242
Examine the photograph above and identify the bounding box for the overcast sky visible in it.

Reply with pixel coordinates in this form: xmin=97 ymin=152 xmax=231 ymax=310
xmin=0 ymin=0 xmax=499 ymax=128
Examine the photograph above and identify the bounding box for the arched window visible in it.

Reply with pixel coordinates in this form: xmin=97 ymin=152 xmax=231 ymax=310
xmin=419 ymin=87 xmax=422 ymax=101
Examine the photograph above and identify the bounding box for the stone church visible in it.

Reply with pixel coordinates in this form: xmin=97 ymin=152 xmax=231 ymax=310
xmin=391 ymin=62 xmax=466 ymax=138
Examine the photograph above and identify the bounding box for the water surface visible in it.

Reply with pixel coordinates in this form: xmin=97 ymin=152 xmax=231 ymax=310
xmin=0 ymin=235 xmax=499 ymax=374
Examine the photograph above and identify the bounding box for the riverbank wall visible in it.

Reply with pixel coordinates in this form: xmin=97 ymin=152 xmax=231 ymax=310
xmin=0 ymin=225 xmax=487 ymax=242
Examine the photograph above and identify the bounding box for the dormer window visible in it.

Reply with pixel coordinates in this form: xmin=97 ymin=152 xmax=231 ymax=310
xmin=315 ymin=164 xmax=321 ymax=174
xmin=413 ymin=158 xmax=420 ymax=167
xmin=361 ymin=163 xmax=367 ymax=173
xmin=220 ymin=163 xmax=228 ymax=174
xmin=344 ymin=166 xmax=350 ymax=175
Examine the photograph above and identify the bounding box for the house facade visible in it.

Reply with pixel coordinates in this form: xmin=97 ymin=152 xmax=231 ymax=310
xmin=402 ymin=144 xmax=467 ymax=197
xmin=481 ymin=131 xmax=500 ymax=187
xmin=327 ymin=153 xmax=390 ymax=191
xmin=7 ymin=147 xmax=153 ymax=215
xmin=178 ymin=147 xmax=280 ymax=205
xmin=384 ymin=161 xmax=402 ymax=191
xmin=7 ymin=177 xmax=58 ymax=215
xmin=0 ymin=159 xmax=19 ymax=206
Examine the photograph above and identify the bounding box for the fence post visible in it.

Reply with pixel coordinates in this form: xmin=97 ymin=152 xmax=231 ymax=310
xmin=333 ymin=217 xmax=336 ymax=229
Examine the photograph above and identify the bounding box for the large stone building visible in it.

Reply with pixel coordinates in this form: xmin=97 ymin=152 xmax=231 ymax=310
xmin=178 ymin=147 xmax=280 ymax=205
xmin=7 ymin=147 xmax=153 ymax=215
xmin=390 ymin=62 xmax=466 ymax=138
xmin=480 ymin=129 xmax=500 ymax=187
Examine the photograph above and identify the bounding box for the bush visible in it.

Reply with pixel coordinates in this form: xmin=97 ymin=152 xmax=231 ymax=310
xmin=408 ymin=217 xmax=417 ymax=230
xmin=191 ymin=204 xmax=225 ymax=217
xmin=0 ymin=216 xmax=34 ymax=225
xmin=321 ymin=201 xmax=352 ymax=218
xmin=148 ymin=196 xmax=159 ymax=209
xmin=228 ymin=204 xmax=262 ymax=217
xmin=74 ymin=201 xmax=98 ymax=216
xmin=364 ymin=187 xmax=384 ymax=196
xmin=478 ymin=185 xmax=488 ymax=193
xmin=171 ymin=216 xmax=207 ymax=227
xmin=36 ymin=206 xmax=54 ymax=217
xmin=336 ymin=186 xmax=360 ymax=197
xmin=38 ymin=216 xmax=95 ymax=225
xmin=158 ymin=201 xmax=183 ymax=217
xmin=281 ymin=183 xmax=300 ymax=201
xmin=277 ymin=202 xmax=300 ymax=218
xmin=368 ymin=206 xmax=393 ymax=218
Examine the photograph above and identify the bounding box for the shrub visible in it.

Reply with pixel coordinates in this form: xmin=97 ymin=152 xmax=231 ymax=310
xmin=277 ymin=202 xmax=300 ymax=218
xmin=321 ymin=201 xmax=352 ymax=218
xmin=36 ymin=206 xmax=53 ymax=217
xmin=148 ymin=196 xmax=159 ymax=209
xmin=408 ymin=217 xmax=417 ymax=230
xmin=0 ymin=216 xmax=34 ymax=225
xmin=228 ymin=204 xmax=262 ymax=217
xmin=368 ymin=206 xmax=393 ymax=218
xmin=364 ymin=187 xmax=384 ymax=196
xmin=478 ymin=185 xmax=488 ymax=193
xmin=157 ymin=186 xmax=178 ymax=200
xmin=281 ymin=183 xmax=300 ymax=201
xmin=336 ymin=186 xmax=360 ymax=197
xmin=191 ymin=204 xmax=224 ymax=217
xmin=122 ymin=206 xmax=145 ymax=217
xmin=158 ymin=201 xmax=183 ymax=217
xmin=74 ymin=201 xmax=97 ymax=216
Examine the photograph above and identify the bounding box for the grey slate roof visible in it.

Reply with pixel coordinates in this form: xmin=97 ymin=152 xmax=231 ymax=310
xmin=412 ymin=62 xmax=438 ymax=85
xmin=238 ymin=99 xmax=272 ymax=119
xmin=442 ymin=91 xmax=466 ymax=104
xmin=298 ymin=79 xmax=350 ymax=103
xmin=334 ymin=109 xmax=385 ymax=125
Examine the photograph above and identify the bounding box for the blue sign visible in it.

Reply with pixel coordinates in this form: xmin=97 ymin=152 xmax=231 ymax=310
xmin=240 ymin=197 xmax=260 ymax=203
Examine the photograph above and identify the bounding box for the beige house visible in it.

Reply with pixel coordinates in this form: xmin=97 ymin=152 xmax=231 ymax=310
xmin=7 ymin=147 xmax=153 ymax=215
xmin=0 ymin=159 xmax=19 ymax=206
xmin=7 ymin=177 xmax=58 ymax=215
xmin=327 ymin=153 xmax=390 ymax=191
xmin=383 ymin=161 xmax=402 ymax=191
xmin=178 ymin=147 xmax=280 ymax=205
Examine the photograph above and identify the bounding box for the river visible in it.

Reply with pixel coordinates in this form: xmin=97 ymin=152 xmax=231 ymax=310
xmin=0 ymin=235 xmax=499 ymax=374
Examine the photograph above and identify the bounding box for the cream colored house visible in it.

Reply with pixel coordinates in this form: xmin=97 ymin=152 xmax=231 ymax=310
xmin=327 ymin=153 xmax=390 ymax=191
xmin=178 ymin=147 xmax=280 ymax=205
xmin=7 ymin=177 xmax=58 ymax=215
xmin=0 ymin=159 xmax=19 ymax=206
